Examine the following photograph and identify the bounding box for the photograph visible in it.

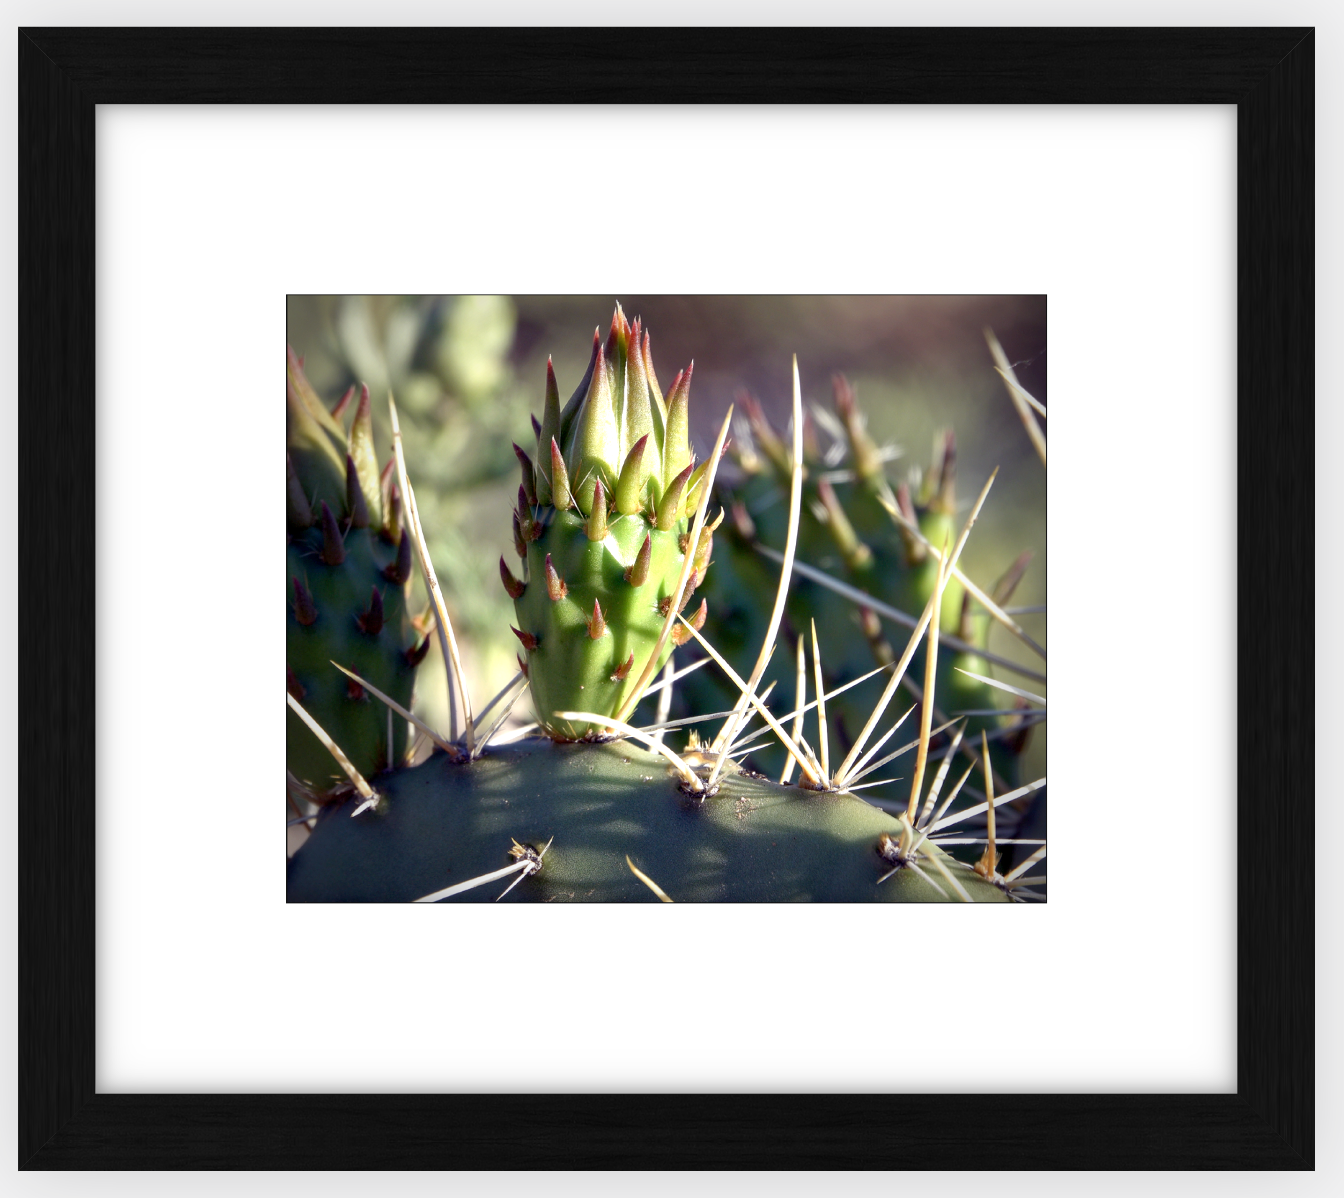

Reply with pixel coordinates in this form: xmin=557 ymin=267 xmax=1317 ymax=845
xmin=285 ymin=295 xmax=1047 ymax=902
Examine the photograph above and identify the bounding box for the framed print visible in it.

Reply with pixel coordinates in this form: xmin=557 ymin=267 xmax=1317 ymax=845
xmin=18 ymin=27 xmax=1312 ymax=1169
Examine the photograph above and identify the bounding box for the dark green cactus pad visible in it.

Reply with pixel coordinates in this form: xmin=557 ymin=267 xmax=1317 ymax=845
xmin=286 ymin=739 xmax=1009 ymax=903
xmin=286 ymin=522 xmax=417 ymax=793
xmin=287 ymin=348 xmax=423 ymax=795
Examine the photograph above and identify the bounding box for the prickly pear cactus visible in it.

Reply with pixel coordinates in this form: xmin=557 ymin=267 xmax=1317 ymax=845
xmin=286 ymin=348 xmax=426 ymax=795
xmin=286 ymin=739 xmax=1012 ymax=903
xmin=675 ymin=377 xmax=1030 ymax=794
xmin=506 ymin=307 xmax=714 ymax=740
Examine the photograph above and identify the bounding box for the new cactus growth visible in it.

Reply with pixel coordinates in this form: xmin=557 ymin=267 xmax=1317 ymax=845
xmin=286 ymin=349 xmax=423 ymax=796
xmin=509 ymin=305 xmax=715 ymax=740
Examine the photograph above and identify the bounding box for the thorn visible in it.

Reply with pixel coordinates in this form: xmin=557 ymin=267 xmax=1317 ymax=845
xmin=511 ymin=625 xmax=539 ymax=652
xmin=292 ymin=577 xmax=319 ymax=626
xmin=345 ymin=454 xmax=369 ymax=529
xmin=517 ymin=653 xmax=529 ymax=679
xmin=816 ymin=477 xmax=871 ymax=568
xmin=357 ymin=587 xmax=385 ymax=636
xmin=550 ymin=437 xmax=572 ymax=512
xmin=405 ymin=634 xmax=432 ymax=668
xmin=832 ymin=374 xmax=884 ymax=481
xmin=384 ymin=529 xmax=412 ymax=585
xmin=588 ymin=599 xmax=607 ymax=639
xmin=500 ymin=555 xmax=525 ymax=599
xmin=656 ymin=462 xmax=694 ymax=531
xmin=671 ymin=598 xmax=706 ymax=645
xmin=513 ymin=443 xmax=537 ymax=507
xmin=894 ymin=483 xmax=926 ymax=565
xmin=614 ymin=433 xmax=650 ymax=515
xmin=536 ymin=358 xmax=561 ymax=504
xmin=346 ymin=676 xmax=366 ymax=701
xmin=317 ymin=501 xmax=346 ymax=566
xmin=330 ymin=384 xmax=356 ymax=422
xmin=933 ymin=430 xmax=957 ymax=513
xmin=586 ymin=477 xmax=609 ymax=541
xmin=512 ymin=512 xmax=526 ymax=558
xmin=543 ymin=554 xmax=568 ymax=601
xmin=286 ymin=664 xmax=306 ymax=701
xmin=992 ymin=550 xmax=1035 ymax=607
xmin=663 ymin=361 xmax=693 ymax=486
xmin=611 ymin=652 xmax=635 ymax=682
xmin=531 ymin=413 xmax=541 ymax=439
xmin=624 ymin=534 xmax=652 ymax=587
xmin=383 ymin=482 xmax=402 ymax=545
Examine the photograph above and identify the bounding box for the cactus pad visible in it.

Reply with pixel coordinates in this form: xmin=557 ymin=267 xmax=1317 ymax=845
xmin=508 ymin=306 xmax=713 ymax=739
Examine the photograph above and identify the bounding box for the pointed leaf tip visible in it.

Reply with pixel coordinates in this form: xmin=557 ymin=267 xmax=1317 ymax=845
xmin=511 ymin=625 xmax=539 ymax=652
xmin=384 ymin=529 xmax=412 ymax=586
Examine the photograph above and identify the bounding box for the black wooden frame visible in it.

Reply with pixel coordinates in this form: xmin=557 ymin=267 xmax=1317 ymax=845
xmin=18 ymin=27 xmax=1313 ymax=1169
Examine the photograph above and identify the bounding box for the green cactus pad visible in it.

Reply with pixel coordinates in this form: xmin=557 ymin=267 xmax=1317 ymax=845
xmin=286 ymin=738 xmax=1010 ymax=903
xmin=515 ymin=510 xmax=692 ymax=740
xmin=509 ymin=306 xmax=710 ymax=740
xmin=287 ymin=348 xmax=423 ymax=795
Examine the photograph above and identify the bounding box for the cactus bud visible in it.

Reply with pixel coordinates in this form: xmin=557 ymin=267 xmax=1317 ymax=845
xmin=500 ymin=555 xmax=525 ymax=600
xmin=543 ymin=554 xmax=568 ymax=601
xmin=614 ymin=434 xmax=650 ymax=516
xmin=292 ymin=578 xmax=318 ymax=626
xmin=287 ymin=453 xmax=313 ymax=531
xmin=357 ymin=587 xmax=385 ymax=636
xmin=586 ymin=478 xmax=609 ymax=541
xmin=406 ymin=634 xmax=431 ymax=668
xmin=624 ymin=534 xmax=652 ymax=587
xmin=345 ymin=454 xmax=369 ymax=529
xmin=384 ymin=529 xmax=412 ymax=586
xmin=514 ymin=443 xmax=538 ymax=508
xmin=549 ymin=437 xmax=572 ymax=513
xmin=656 ymin=463 xmax=694 ymax=532
xmin=663 ymin=362 xmax=692 ymax=487
xmin=329 ymin=384 xmax=355 ymax=422
xmin=319 ymin=501 xmax=345 ymax=566
xmin=587 ymin=599 xmax=607 ymax=639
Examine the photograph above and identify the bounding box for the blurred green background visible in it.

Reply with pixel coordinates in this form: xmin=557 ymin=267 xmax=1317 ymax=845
xmin=286 ymin=295 xmax=1046 ymax=786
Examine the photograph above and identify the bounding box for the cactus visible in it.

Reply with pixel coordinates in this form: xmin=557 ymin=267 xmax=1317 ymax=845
xmin=667 ymin=376 xmax=1037 ymax=814
xmin=508 ymin=305 xmax=715 ymax=741
xmin=286 ymin=304 xmax=1046 ymax=903
xmin=286 ymin=348 xmax=424 ymax=797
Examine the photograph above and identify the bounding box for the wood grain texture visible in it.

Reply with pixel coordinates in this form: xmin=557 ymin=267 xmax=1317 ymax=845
xmin=17 ymin=24 xmax=1314 ymax=1171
